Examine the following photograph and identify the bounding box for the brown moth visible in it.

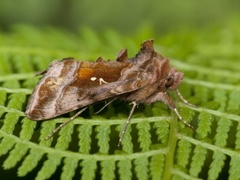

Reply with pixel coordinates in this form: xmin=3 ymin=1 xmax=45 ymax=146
xmin=25 ymin=39 xmax=193 ymax=146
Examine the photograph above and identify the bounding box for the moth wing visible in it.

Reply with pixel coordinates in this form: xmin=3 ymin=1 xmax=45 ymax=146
xmin=57 ymin=64 xmax=151 ymax=115
xmin=26 ymin=59 xmax=151 ymax=120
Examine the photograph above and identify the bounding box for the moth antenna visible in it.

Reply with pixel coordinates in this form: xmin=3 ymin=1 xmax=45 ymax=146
xmin=35 ymin=70 xmax=47 ymax=76
xmin=118 ymin=101 xmax=138 ymax=147
xmin=95 ymin=98 xmax=117 ymax=114
xmin=173 ymin=107 xmax=194 ymax=131
xmin=62 ymin=57 xmax=74 ymax=60
xmin=116 ymin=49 xmax=128 ymax=62
xmin=45 ymin=107 xmax=88 ymax=140
xmin=176 ymin=89 xmax=195 ymax=107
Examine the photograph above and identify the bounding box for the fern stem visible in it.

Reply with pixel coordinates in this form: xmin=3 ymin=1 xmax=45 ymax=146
xmin=0 ymin=130 xmax=168 ymax=161
xmin=162 ymin=114 xmax=179 ymax=180
xmin=179 ymin=103 xmax=240 ymax=122
xmin=178 ymin=134 xmax=240 ymax=158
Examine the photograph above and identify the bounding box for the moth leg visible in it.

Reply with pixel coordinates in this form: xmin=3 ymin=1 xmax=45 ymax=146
xmin=176 ymin=89 xmax=195 ymax=107
xmin=146 ymin=92 xmax=194 ymax=130
xmin=95 ymin=98 xmax=117 ymax=114
xmin=118 ymin=101 xmax=138 ymax=147
xmin=45 ymin=107 xmax=88 ymax=140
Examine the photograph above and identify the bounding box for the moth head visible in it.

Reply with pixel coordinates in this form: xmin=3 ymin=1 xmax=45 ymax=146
xmin=165 ymin=68 xmax=183 ymax=90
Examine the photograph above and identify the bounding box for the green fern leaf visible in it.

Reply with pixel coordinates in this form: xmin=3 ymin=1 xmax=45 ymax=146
xmin=117 ymin=159 xmax=132 ymax=180
xmin=196 ymin=112 xmax=213 ymax=140
xmin=116 ymin=124 xmax=133 ymax=154
xmin=213 ymin=89 xmax=227 ymax=111
xmin=228 ymin=156 xmax=240 ymax=180
xmin=3 ymin=143 xmax=28 ymax=169
xmin=208 ymin=151 xmax=226 ymax=180
xmin=0 ymin=89 xmax=7 ymax=105
xmin=189 ymin=145 xmax=207 ymax=177
xmin=80 ymin=159 xmax=97 ymax=180
xmin=20 ymin=118 xmax=37 ymax=140
xmin=39 ymin=120 xmax=56 ymax=147
xmin=136 ymin=121 xmax=151 ymax=151
xmin=0 ymin=55 xmax=12 ymax=74
xmin=0 ymin=136 xmax=15 ymax=156
xmin=214 ymin=117 xmax=232 ymax=147
xmin=55 ymin=121 xmax=74 ymax=150
xmin=176 ymin=139 xmax=192 ymax=168
xmin=61 ymin=157 xmax=79 ymax=180
xmin=78 ymin=123 xmax=92 ymax=154
xmin=96 ymin=123 xmax=111 ymax=154
xmin=235 ymin=122 xmax=240 ymax=149
xmin=2 ymin=112 xmax=21 ymax=133
xmin=35 ymin=154 xmax=62 ymax=180
xmin=228 ymin=91 xmax=240 ymax=111
xmin=100 ymin=160 xmax=116 ymax=180
xmin=150 ymin=154 xmax=165 ymax=180
xmin=153 ymin=120 xmax=169 ymax=145
xmin=134 ymin=156 xmax=149 ymax=180
xmin=18 ymin=149 xmax=45 ymax=177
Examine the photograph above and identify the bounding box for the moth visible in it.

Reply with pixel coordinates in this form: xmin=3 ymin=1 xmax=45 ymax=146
xmin=25 ymin=39 xmax=193 ymax=146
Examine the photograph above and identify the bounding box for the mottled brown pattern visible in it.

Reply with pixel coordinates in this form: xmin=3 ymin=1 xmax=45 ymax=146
xmin=25 ymin=39 xmax=193 ymax=143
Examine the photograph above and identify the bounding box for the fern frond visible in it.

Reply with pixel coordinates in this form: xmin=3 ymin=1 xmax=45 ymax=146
xmin=80 ymin=159 xmax=97 ymax=180
xmin=116 ymin=124 xmax=133 ymax=154
xmin=228 ymin=155 xmax=240 ymax=180
xmin=189 ymin=145 xmax=207 ymax=177
xmin=0 ymin=54 xmax=12 ymax=74
xmin=134 ymin=156 xmax=149 ymax=180
xmin=136 ymin=121 xmax=151 ymax=151
xmin=100 ymin=160 xmax=116 ymax=180
xmin=235 ymin=122 xmax=240 ymax=149
xmin=18 ymin=149 xmax=45 ymax=177
xmin=61 ymin=157 xmax=79 ymax=180
xmin=96 ymin=123 xmax=111 ymax=154
xmin=0 ymin=89 xmax=7 ymax=105
xmin=39 ymin=120 xmax=56 ymax=146
xmin=20 ymin=118 xmax=37 ymax=140
xmin=196 ymin=112 xmax=213 ymax=140
xmin=228 ymin=90 xmax=240 ymax=111
xmin=78 ymin=123 xmax=92 ymax=154
xmin=193 ymin=85 xmax=210 ymax=104
xmin=55 ymin=121 xmax=74 ymax=150
xmin=35 ymin=154 xmax=62 ymax=180
xmin=176 ymin=139 xmax=192 ymax=169
xmin=0 ymin=136 xmax=15 ymax=156
xmin=153 ymin=120 xmax=169 ymax=145
xmin=117 ymin=159 xmax=132 ymax=180
xmin=208 ymin=150 xmax=226 ymax=180
xmin=213 ymin=89 xmax=227 ymax=111
xmin=150 ymin=154 xmax=165 ymax=180
xmin=3 ymin=143 xmax=28 ymax=169
xmin=214 ymin=117 xmax=232 ymax=147
xmin=2 ymin=112 xmax=20 ymax=133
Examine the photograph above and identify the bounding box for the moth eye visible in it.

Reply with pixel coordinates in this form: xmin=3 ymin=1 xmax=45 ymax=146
xmin=165 ymin=76 xmax=173 ymax=87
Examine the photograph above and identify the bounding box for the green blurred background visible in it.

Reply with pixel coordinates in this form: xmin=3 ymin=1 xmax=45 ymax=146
xmin=0 ymin=1 xmax=240 ymax=179
xmin=0 ymin=0 xmax=239 ymax=34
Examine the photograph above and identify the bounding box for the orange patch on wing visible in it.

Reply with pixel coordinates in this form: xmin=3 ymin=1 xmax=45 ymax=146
xmin=77 ymin=67 xmax=95 ymax=80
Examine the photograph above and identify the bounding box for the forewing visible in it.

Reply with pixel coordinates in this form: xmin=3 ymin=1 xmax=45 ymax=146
xmin=26 ymin=59 xmax=151 ymax=120
xmin=57 ymin=61 xmax=151 ymax=115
